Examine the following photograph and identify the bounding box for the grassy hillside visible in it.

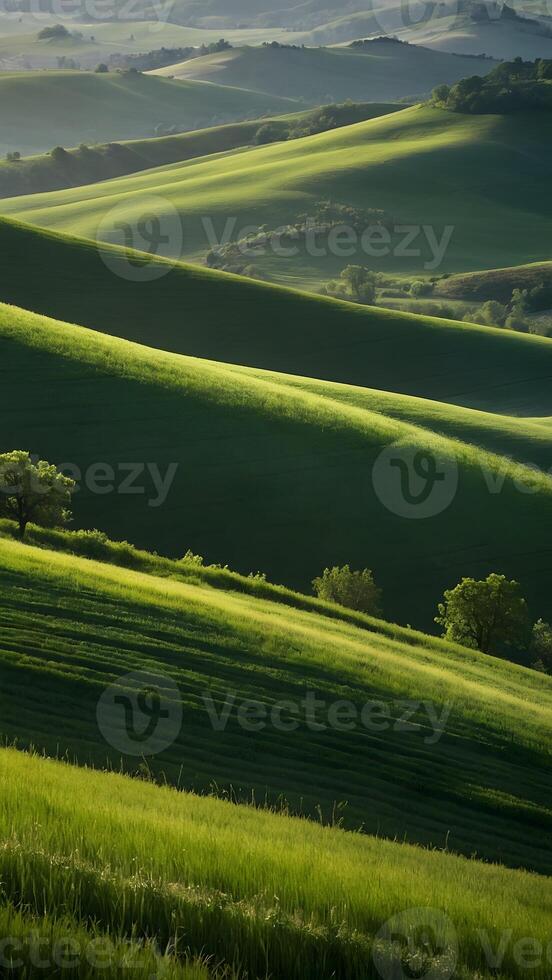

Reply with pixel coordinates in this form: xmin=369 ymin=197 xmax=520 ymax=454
xmin=2 ymin=300 xmax=552 ymax=630
xmin=151 ymin=40 xmax=497 ymax=102
xmin=6 ymin=104 xmax=550 ymax=277
xmin=1 ymin=218 xmax=552 ymax=415
xmin=3 ymin=749 xmax=552 ymax=979
xmin=0 ymin=70 xmax=294 ymax=157
xmin=2 ymin=534 xmax=552 ymax=876
xmin=0 ymin=101 xmax=402 ymax=198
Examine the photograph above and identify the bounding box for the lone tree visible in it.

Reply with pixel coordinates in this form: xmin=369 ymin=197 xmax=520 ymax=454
xmin=435 ymin=573 xmax=529 ymax=655
xmin=313 ymin=564 xmax=382 ymax=616
xmin=0 ymin=450 xmax=75 ymax=539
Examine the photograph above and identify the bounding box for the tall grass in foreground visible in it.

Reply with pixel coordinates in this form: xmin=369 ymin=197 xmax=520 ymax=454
xmin=1 ymin=748 xmax=552 ymax=979
xmin=0 ymin=902 xmax=209 ymax=978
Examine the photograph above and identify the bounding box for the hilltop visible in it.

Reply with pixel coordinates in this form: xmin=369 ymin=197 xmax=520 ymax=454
xmin=151 ymin=40 xmax=498 ymax=102
xmin=0 ymin=70 xmax=294 ymax=157
xmin=4 ymin=103 xmax=551 ymax=280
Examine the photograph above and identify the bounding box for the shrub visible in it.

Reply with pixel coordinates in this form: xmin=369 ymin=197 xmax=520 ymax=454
xmin=312 ymin=565 xmax=382 ymax=616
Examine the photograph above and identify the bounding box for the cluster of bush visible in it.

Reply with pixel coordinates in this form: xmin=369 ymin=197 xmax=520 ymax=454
xmin=465 ymin=281 xmax=552 ymax=332
xmin=206 ymin=202 xmax=392 ymax=278
xmin=432 ymin=58 xmax=552 ymax=113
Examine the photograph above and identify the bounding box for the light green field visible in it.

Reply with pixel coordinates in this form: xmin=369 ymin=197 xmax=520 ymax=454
xmin=0 ymin=101 xmax=402 ymax=198
xmin=5 ymin=104 xmax=550 ymax=277
xmin=0 ymin=69 xmax=294 ymax=156
xmin=1 ymin=532 xmax=552 ymax=876
xmin=2 ymin=745 xmax=552 ymax=978
xmin=1 ymin=298 xmax=552 ymax=631
xmin=151 ymin=40 xmax=497 ymax=102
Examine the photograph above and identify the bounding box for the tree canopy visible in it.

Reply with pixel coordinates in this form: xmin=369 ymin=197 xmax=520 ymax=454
xmin=0 ymin=450 xmax=75 ymax=539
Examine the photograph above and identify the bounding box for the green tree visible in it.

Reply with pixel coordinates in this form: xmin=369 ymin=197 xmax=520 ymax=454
xmin=312 ymin=565 xmax=382 ymax=616
xmin=531 ymin=619 xmax=552 ymax=672
xmin=341 ymin=266 xmax=376 ymax=303
xmin=0 ymin=450 xmax=75 ymax=539
xmin=435 ymin=573 xmax=529 ymax=654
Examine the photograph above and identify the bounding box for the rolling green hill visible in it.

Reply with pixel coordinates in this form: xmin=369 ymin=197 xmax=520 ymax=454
xmin=151 ymin=40 xmax=498 ymax=102
xmin=1 ymin=299 xmax=552 ymax=631
xmin=1 ymin=533 xmax=552 ymax=878
xmin=0 ymin=101 xmax=402 ymax=199
xmin=2 ymin=747 xmax=552 ymax=979
xmin=0 ymin=70 xmax=294 ymax=157
xmin=5 ymin=104 xmax=550 ymax=279
xmin=1 ymin=217 xmax=552 ymax=415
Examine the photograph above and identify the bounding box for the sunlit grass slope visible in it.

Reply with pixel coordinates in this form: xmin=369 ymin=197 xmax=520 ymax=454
xmin=5 ymin=105 xmax=551 ymax=274
xmin=0 ymin=101 xmax=402 ymax=198
xmin=3 ymin=749 xmax=552 ymax=979
xmin=1 ymin=301 xmax=552 ymax=628
xmin=2 ymin=217 xmax=552 ymax=416
xmin=0 ymin=70 xmax=294 ymax=156
xmin=151 ymin=41 xmax=497 ymax=102
xmin=1 ymin=537 xmax=552 ymax=876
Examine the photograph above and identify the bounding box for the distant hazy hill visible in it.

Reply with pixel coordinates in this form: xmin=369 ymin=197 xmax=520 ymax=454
xmin=151 ymin=39 xmax=497 ymax=102
xmin=0 ymin=70 xmax=294 ymax=157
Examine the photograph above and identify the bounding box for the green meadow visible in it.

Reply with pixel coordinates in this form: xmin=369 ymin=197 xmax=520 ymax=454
xmin=1 ymin=30 xmax=552 ymax=978
xmin=1 ymin=744 xmax=552 ymax=978
xmin=1 ymin=299 xmax=552 ymax=630
xmin=0 ymin=70 xmax=294 ymax=157
xmin=152 ymin=41 xmax=497 ymax=102
xmin=1 ymin=532 xmax=552 ymax=875
xmin=1 ymin=217 xmax=552 ymax=416
xmin=4 ymin=104 xmax=551 ymax=277
xmin=0 ymin=101 xmax=402 ymax=198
